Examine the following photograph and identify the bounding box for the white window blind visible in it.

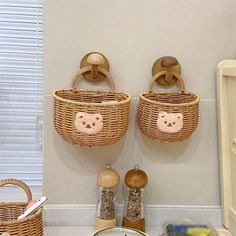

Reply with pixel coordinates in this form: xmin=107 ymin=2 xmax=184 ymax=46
xmin=0 ymin=0 xmax=43 ymax=187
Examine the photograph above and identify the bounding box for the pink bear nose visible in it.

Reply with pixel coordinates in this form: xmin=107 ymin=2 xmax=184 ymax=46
xmin=86 ymin=124 xmax=91 ymax=128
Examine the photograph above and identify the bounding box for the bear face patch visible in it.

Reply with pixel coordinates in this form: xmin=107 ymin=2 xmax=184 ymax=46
xmin=75 ymin=112 xmax=103 ymax=135
xmin=156 ymin=111 xmax=183 ymax=134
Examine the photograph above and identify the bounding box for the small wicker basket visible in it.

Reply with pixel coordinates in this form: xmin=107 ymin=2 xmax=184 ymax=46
xmin=53 ymin=53 xmax=131 ymax=147
xmin=137 ymin=68 xmax=199 ymax=143
xmin=0 ymin=179 xmax=43 ymax=236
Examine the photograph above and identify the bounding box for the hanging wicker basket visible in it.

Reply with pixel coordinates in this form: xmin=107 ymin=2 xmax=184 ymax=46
xmin=53 ymin=56 xmax=131 ymax=147
xmin=0 ymin=179 xmax=43 ymax=236
xmin=137 ymin=69 xmax=199 ymax=143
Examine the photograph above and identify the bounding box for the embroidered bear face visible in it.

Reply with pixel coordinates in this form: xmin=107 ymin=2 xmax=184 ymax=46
xmin=75 ymin=112 xmax=103 ymax=135
xmin=156 ymin=111 xmax=183 ymax=134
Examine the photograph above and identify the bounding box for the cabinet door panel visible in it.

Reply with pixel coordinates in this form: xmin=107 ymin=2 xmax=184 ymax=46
xmin=217 ymin=60 xmax=236 ymax=235
xmin=227 ymin=77 xmax=236 ymax=212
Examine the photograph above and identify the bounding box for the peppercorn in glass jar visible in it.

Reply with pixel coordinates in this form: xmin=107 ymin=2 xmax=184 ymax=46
xmin=95 ymin=164 xmax=120 ymax=230
xmin=122 ymin=164 xmax=148 ymax=233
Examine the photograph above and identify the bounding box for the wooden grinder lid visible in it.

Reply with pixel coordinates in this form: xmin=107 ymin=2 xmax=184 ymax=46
xmin=125 ymin=164 xmax=148 ymax=188
xmin=97 ymin=164 xmax=120 ymax=188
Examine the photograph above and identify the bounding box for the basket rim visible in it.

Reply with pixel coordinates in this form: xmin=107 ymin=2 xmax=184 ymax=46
xmin=53 ymin=89 xmax=132 ymax=106
xmin=139 ymin=91 xmax=200 ymax=107
xmin=0 ymin=205 xmax=43 ymax=226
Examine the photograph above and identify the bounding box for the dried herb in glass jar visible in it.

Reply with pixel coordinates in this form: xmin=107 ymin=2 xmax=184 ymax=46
xmin=99 ymin=188 xmax=115 ymax=220
xmin=126 ymin=188 xmax=142 ymax=220
xmin=95 ymin=164 xmax=120 ymax=230
xmin=122 ymin=164 xmax=148 ymax=232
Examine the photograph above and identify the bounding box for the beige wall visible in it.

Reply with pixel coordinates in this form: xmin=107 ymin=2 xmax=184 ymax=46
xmin=44 ymin=0 xmax=236 ymax=205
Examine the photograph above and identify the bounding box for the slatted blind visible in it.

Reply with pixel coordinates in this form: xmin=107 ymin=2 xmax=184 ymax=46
xmin=0 ymin=0 xmax=43 ymax=186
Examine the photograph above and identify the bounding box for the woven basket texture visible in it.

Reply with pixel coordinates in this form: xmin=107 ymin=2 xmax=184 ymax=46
xmin=137 ymin=70 xmax=199 ymax=143
xmin=54 ymin=89 xmax=131 ymax=147
xmin=0 ymin=179 xmax=43 ymax=236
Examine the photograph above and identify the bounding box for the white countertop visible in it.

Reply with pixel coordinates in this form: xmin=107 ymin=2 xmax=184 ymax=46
xmin=44 ymin=226 xmax=230 ymax=236
xmin=44 ymin=226 xmax=161 ymax=236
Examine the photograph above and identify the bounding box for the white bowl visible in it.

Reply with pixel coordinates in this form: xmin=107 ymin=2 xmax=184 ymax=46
xmin=92 ymin=227 xmax=149 ymax=236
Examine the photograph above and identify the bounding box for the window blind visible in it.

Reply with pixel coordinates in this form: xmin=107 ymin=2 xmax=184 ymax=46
xmin=0 ymin=0 xmax=43 ymax=187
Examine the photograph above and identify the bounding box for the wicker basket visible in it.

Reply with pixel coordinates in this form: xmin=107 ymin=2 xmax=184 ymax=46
xmin=53 ymin=65 xmax=131 ymax=147
xmin=137 ymin=71 xmax=199 ymax=143
xmin=0 ymin=179 xmax=43 ymax=236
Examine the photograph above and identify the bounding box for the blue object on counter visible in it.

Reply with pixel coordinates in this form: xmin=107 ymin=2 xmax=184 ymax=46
xmin=166 ymin=224 xmax=209 ymax=236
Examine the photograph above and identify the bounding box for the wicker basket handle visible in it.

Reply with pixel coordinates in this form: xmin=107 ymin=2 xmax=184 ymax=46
xmin=149 ymin=71 xmax=185 ymax=92
xmin=71 ymin=53 xmax=116 ymax=91
xmin=0 ymin=178 xmax=32 ymax=203
xmin=72 ymin=66 xmax=115 ymax=91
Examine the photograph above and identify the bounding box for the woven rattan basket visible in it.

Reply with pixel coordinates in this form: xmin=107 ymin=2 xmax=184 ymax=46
xmin=0 ymin=179 xmax=43 ymax=236
xmin=53 ymin=63 xmax=131 ymax=148
xmin=137 ymin=70 xmax=199 ymax=143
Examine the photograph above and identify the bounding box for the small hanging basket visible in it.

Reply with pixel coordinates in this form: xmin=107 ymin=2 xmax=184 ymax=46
xmin=0 ymin=179 xmax=43 ymax=236
xmin=53 ymin=53 xmax=131 ymax=147
xmin=137 ymin=57 xmax=199 ymax=143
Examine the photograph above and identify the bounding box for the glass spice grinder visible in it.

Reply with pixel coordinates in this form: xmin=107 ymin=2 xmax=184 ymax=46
xmin=122 ymin=164 xmax=148 ymax=232
xmin=95 ymin=164 xmax=120 ymax=230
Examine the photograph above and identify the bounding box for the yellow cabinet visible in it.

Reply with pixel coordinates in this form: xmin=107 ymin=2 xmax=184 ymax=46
xmin=217 ymin=60 xmax=236 ymax=235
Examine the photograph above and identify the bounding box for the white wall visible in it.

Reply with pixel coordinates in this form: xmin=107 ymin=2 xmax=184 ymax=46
xmin=44 ymin=0 xmax=236 ymax=206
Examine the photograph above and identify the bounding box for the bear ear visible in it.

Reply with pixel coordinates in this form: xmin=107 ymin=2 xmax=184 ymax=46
xmin=76 ymin=112 xmax=85 ymax=119
xmin=175 ymin=113 xmax=183 ymax=120
xmin=95 ymin=113 xmax=103 ymax=121
xmin=158 ymin=111 xmax=167 ymax=118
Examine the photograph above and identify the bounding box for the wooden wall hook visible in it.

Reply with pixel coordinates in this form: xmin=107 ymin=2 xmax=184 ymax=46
xmin=152 ymin=56 xmax=181 ymax=86
xmin=87 ymin=53 xmax=105 ymax=79
xmin=80 ymin=52 xmax=109 ymax=82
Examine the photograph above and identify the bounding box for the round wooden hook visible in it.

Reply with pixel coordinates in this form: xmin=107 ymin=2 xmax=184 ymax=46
xmin=152 ymin=56 xmax=181 ymax=86
xmin=80 ymin=52 xmax=109 ymax=82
